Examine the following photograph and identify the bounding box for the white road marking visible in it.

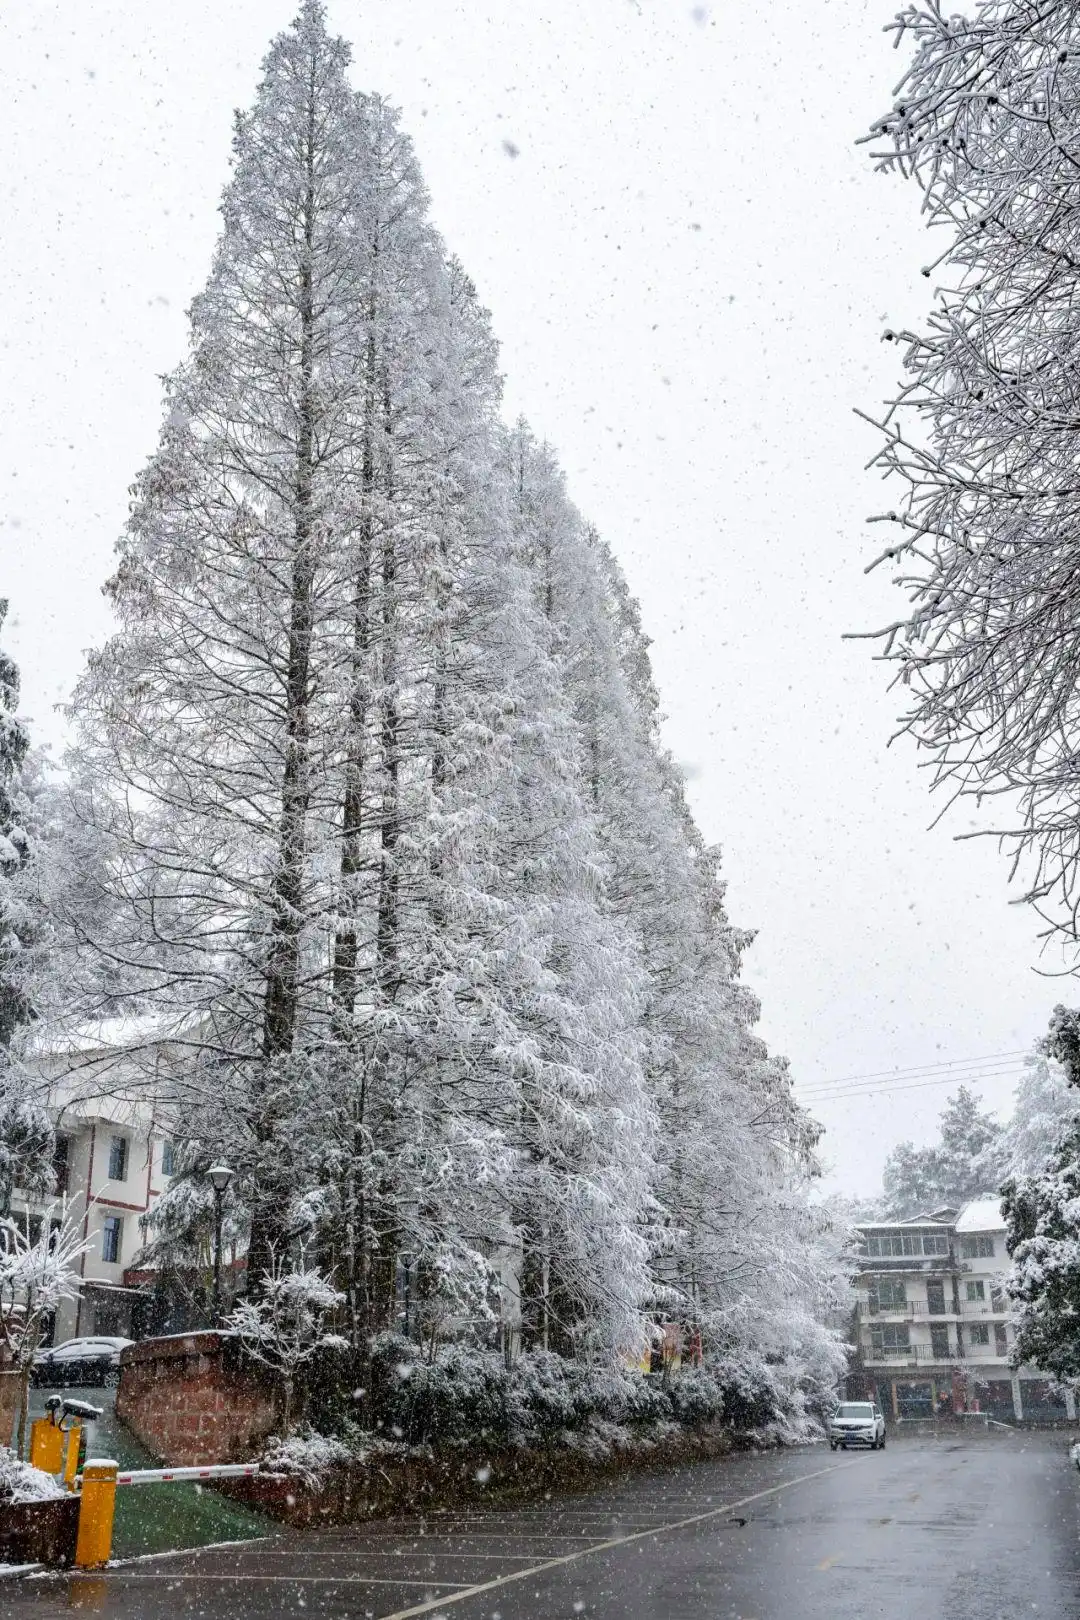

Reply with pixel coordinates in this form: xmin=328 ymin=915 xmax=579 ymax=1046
xmin=377 ymin=1462 xmax=854 ymax=1620
xmin=101 ymin=1573 xmax=473 ymax=1588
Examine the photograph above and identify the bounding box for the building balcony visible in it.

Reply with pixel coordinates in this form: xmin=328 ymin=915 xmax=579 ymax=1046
xmin=861 ymin=1299 xmax=1009 ymax=1322
xmin=855 ymin=1256 xmax=956 ymax=1276
xmin=863 ymin=1346 xmax=942 ymax=1365
xmin=862 ymin=1342 xmax=1010 ymax=1368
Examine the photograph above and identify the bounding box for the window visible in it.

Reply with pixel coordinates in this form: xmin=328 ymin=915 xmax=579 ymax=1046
xmin=161 ymin=1139 xmax=175 ymax=1177
xmin=960 ymin=1234 xmax=995 ymax=1259
xmin=107 ymin=1135 xmax=128 ymax=1182
xmin=990 ymin=1285 xmax=1005 ymax=1312
xmin=868 ymin=1233 xmax=914 ymax=1257
xmin=870 ymin=1323 xmax=911 ymax=1355
xmin=930 ymin=1325 xmax=950 ymax=1359
xmin=875 ymin=1278 xmax=907 ymax=1311
xmin=966 ymin=1280 xmax=986 ymax=1302
xmin=969 ymin=1323 xmax=990 ymax=1346
xmin=994 ymin=1324 xmax=1008 ymax=1357
xmin=101 ymin=1216 xmax=123 ymax=1265
xmin=864 ymin=1229 xmax=950 ymax=1258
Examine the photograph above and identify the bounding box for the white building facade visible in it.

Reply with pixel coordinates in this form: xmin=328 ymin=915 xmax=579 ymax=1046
xmin=851 ymin=1199 xmax=1073 ymax=1424
xmin=10 ymin=1032 xmax=176 ymax=1344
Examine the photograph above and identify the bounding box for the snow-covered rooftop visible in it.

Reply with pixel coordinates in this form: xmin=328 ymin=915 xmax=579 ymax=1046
xmin=955 ymin=1198 xmax=1006 ymax=1233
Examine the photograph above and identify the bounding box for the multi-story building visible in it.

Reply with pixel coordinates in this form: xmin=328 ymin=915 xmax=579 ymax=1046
xmin=850 ymin=1198 xmax=1074 ymax=1424
xmin=10 ymin=1026 xmax=176 ymax=1344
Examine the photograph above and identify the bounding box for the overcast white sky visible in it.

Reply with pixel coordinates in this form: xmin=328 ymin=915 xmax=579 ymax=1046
xmin=1 ymin=0 xmax=1066 ymax=1196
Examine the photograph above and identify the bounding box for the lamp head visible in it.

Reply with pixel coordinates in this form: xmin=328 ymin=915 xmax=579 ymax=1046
xmin=207 ymin=1163 xmax=235 ymax=1194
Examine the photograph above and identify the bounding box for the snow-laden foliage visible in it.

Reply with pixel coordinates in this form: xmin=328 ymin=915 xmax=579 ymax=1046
xmin=860 ymin=1 xmax=1080 ymax=949
xmin=260 ymin=1428 xmax=351 ymax=1485
xmin=0 ymin=602 xmax=53 ymax=1218
xmin=0 ymin=1203 xmax=88 ymax=1457
xmin=882 ymin=1086 xmax=1005 ymax=1217
xmin=0 ymin=1445 xmax=66 ymax=1505
xmin=358 ymin=1334 xmax=818 ymax=1449
xmin=0 ymin=1204 xmax=86 ymax=1373
xmin=1002 ymin=1117 xmax=1080 ymax=1382
xmin=52 ymin=1 xmax=842 ymax=1422
xmin=227 ymin=1254 xmax=347 ymax=1432
xmin=1001 ymin=1007 xmax=1080 ymax=1381
xmin=998 ymin=1048 xmax=1079 ymax=1180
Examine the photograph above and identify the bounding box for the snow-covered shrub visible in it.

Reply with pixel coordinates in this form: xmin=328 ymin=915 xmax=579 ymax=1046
xmin=505 ymin=1349 xmax=583 ymax=1438
xmin=226 ymin=1254 xmax=347 ymax=1433
xmin=368 ymin=1333 xmax=510 ymax=1445
xmin=260 ymin=1429 xmax=351 ymax=1486
xmin=667 ymin=1367 xmax=726 ymax=1428
xmin=710 ymin=1356 xmax=783 ymax=1432
xmin=0 ymin=1445 xmax=65 ymax=1504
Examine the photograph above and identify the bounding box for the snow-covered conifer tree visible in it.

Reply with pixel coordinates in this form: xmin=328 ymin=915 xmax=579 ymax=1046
xmin=68 ymin=2 xmax=373 ymax=1276
xmin=0 ymin=603 xmax=53 ymax=1216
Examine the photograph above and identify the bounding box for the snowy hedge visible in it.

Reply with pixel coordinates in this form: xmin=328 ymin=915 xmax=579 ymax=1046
xmin=345 ymin=1335 xmax=811 ymax=1449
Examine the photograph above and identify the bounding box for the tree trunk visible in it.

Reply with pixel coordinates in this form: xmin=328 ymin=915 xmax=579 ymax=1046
xmin=250 ymin=52 xmax=320 ymax=1289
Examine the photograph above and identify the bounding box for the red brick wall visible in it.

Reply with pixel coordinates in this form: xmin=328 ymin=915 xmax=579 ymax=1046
xmin=116 ymin=1331 xmax=278 ymax=1466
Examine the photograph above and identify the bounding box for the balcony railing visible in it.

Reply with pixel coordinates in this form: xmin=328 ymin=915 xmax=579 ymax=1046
xmin=863 ymin=1299 xmax=1009 ymax=1321
xmin=863 ymin=1341 xmax=1010 ymax=1366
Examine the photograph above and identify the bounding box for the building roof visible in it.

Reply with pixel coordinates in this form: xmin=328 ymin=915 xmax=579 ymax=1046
xmin=954 ymin=1198 xmax=1006 ymax=1233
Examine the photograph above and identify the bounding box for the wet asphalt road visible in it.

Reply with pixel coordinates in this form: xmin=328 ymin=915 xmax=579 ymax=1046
xmin=7 ymin=1427 xmax=1080 ymax=1618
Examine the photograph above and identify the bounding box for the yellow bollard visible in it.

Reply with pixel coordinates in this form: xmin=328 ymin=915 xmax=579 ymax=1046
xmin=63 ymin=1420 xmax=83 ymax=1490
xmin=29 ymin=1416 xmax=64 ymax=1475
xmin=74 ymin=1459 xmax=119 ymax=1570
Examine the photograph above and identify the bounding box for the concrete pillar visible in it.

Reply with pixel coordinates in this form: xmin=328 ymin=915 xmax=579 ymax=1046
xmin=1011 ymin=1373 xmax=1023 ymax=1421
xmin=1065 ymin=1389 xmax=1076 ymax=1422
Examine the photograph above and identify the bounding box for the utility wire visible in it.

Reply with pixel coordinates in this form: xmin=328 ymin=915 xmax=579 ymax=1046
xmin=797 ymin=1048 xmax=1028 ymax=1093
xmin=800 ymin=1069 xmax=1028 ymax=1108
xmin=797 ymin=1055 xmax=1027 ymax=1103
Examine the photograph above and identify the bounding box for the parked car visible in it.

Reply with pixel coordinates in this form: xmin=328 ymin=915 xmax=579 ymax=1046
xmin=31 ymin=1336 xmax=133 ymax=1389
xmin=828 ymin=1400 xmax=886 ymax=1450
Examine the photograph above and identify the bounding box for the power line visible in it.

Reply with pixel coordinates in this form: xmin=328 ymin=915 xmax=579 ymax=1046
xmin=797 ymin=1054 xmax=1028 ymax=1103
xmin=800 ymin=1068 xmax=1028 ymax=1108
xmin=797 ymin=1048 xmax=1028 ymax=1094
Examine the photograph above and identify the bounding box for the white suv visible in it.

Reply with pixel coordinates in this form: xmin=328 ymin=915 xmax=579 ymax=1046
xmin=828 ymin=1400 xmax=886 ymax=1450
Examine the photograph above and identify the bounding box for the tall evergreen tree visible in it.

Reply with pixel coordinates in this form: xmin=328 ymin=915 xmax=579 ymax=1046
xmin=0 ymin=601 xmax=52 ymax=1215
xmin=61 ymin=1 xmax=844 ymax=1409
xmin=68 ymin=2 xmax=372 ymax=1276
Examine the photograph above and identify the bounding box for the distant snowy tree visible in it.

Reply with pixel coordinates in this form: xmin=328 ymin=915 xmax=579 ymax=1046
xmin=882 ymin=1086 xmax=1004 ymax=1217
xmin=860 ymin=2 xmax=1080 ymax=951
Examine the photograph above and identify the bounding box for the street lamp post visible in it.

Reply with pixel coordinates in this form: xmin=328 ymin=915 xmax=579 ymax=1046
xmin=207 ymin=1164 xmax=235 ymax=1327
